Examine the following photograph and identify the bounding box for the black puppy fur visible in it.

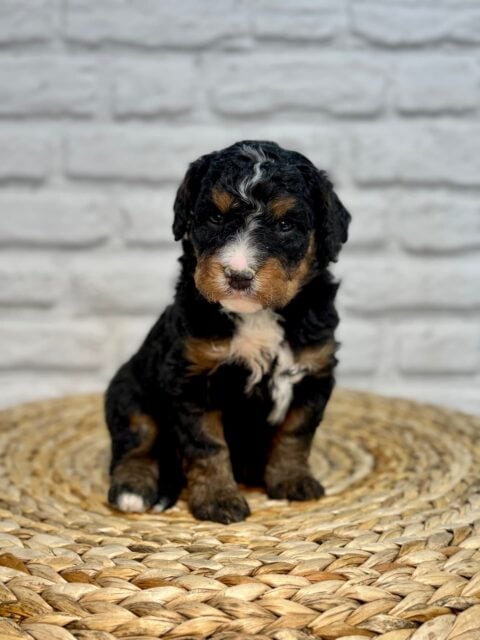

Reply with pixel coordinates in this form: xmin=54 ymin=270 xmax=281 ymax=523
xmin=105 ymin=140 xmax=350 ymax=523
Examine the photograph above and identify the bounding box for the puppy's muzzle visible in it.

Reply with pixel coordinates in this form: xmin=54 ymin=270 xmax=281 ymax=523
xmin=224 ymin=267 xmax=255 ymax=291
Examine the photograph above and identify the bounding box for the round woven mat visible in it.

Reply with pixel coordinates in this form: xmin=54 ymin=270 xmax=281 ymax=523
xmin=1 ymin=391 xmax=480 ymax=640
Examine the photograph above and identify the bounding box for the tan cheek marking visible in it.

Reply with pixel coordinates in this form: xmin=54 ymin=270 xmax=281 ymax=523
xmin=296 ymin=339 xmax=337 ymax=377
xmin=194 ymin=256 xmax=227 ymax=302
xmin=212 ymin=187 xmax=235 ymax=213
xmin=255 ymin=258 xmax=291 ymax=308
xmin=269 ymin=195 xmax=297 ymax=218
xmin=292 ymin=233 xmax=315 ymax=279
xmin=255 ymin=235 xmax=316 ymax=308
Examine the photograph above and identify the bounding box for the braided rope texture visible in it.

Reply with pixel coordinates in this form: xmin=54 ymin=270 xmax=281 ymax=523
xmin=0 ymin=390 xmax=480 ymax=640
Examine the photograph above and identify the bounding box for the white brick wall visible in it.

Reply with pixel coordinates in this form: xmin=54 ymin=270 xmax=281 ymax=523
xmin=0 ymin=0 xmax=479 ymax=415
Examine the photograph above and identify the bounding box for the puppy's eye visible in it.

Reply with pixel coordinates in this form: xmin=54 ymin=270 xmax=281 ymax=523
xmin=277 ymin=219 xmax=294 ymax=233
xmin=208 ymin=211 xmax=224 ymax=225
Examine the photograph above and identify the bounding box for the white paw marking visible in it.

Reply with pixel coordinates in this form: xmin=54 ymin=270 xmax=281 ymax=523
xmin=152 ymin=497 xmax=170 ymax=512
xmin=116 ymin=491 xmax=147 ymax=513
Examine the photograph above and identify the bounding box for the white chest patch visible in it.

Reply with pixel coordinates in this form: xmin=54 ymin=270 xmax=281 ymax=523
xmin=229 ymin=310 xmax=305 ymax=425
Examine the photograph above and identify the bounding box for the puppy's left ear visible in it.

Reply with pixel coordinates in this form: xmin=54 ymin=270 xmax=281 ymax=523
xmin=173 ymin=153 xmax=213 ymax=241
xmin=321 ymin=176 xmax=351 ymax=264
xmin=301 ymin=164 xmax=351 ymax=266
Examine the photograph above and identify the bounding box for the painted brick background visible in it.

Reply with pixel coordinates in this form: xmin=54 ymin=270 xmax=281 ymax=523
xmin=1 ymin=0 xmax=479 ymax=414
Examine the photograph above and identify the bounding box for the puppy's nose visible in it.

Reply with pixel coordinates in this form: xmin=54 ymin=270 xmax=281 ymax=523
xmin=225 ymin=267 xmax=255 ymax=291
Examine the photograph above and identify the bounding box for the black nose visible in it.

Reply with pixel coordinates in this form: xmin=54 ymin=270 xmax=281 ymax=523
xmin=225 ymin=267 xmax=254 ymax=291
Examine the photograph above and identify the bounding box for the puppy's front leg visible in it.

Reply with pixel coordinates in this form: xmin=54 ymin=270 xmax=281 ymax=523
xmin=181 ymin=410 xmax=250 ymax=523
xmin=265 ymin=376 xmax=334 ymax=501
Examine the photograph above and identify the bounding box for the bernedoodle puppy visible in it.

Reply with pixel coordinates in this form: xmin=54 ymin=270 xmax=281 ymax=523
xmin=105 ymin=140 xmax=350 ymax=523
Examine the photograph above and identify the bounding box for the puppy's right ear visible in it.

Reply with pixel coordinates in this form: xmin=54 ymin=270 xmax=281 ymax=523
xmin=173 ymin=154 xmax=212 ymax=241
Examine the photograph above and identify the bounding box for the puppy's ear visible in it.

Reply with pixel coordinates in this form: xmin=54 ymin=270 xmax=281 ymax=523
xmin=173 ymin=154 xmax=212 ymax=241
xmin=301 ymin=164 xmax=351 ymax=266
xmin=320 ymin=176 xmax=351 ymax=264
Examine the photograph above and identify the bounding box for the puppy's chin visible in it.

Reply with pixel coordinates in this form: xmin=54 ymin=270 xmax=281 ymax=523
xmin=220 ymin=297 xmax=263 ymax=314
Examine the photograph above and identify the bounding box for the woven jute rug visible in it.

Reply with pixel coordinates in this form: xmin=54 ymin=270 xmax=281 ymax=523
xmin=1 ymin=390 xmax=480 ymax=640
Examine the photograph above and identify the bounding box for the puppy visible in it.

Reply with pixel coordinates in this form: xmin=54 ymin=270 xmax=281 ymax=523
xmin=105 ymin=140 xmax=350 ymax=523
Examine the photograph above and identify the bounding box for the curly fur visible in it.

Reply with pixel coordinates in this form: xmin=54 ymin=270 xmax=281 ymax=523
xmin=105 ymin=140 xmax=351 ymax=523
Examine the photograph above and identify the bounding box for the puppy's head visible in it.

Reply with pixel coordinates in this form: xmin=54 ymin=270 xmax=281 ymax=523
xmin=173 ymin=140 xmax=350 ymax=313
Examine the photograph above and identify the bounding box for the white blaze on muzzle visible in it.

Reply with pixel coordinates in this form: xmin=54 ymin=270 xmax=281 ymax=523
xmin=218 ymin=224 xmax=263 ymax=314
xmin=217 ymin=144 xmax=269 ymax=314
xmin=219 ymin=225 xmax=259 ymax=274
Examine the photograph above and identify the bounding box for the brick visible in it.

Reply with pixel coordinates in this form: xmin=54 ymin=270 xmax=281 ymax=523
xmin=253 ymin=0 xmax=346 ymax=42
xmin=337 ymin=259 xmax=480 ymax=312
xmin=72 ymin=251 xmax=181 ymax=314
xmin=0 ymin=258 xmax=64 ymax=307
xmin=0 ymin=321 xmax=108 ymax=371
xmin=242 ymin=125 xmax=338 ymax=173
xmin=121 ymin=191 xmax=176 ymax=245
xmin=450 ymin=8 xmax=480 ymax=44
xmin=114 ymin=318 xmax=157 ymax=362
xmin=336 ymin=321 xmax=381 ymax=374
xmin=397 ymin=323 xmax=479 ymax=374
xmin=65 ymin=127 xmax=232 ymax=182
xmin=65 ymin=125 xmax=338 ymax=183
xmin=338 ymin=190 xmax=386 ymax=248
xmin=353 ymin=2 xmax=480 ymax=47
xmin=352 ymin=125 xmax=480 ymax=187
xmin=0 ymin=59 xmax=97 ymax=117
xmin=391 ymin=193 xmax=480 ymax=252
xmin=0 ymin=193 xmax=112 ymax=247
xmin=210 ymin=54 xmax=386 ymax=116
xmin=0 ymin=133 xmax=50 ymax=182
xmin=0 ymin=0 xmax=54 ymax=44
xmin=112 ymin=58 xmax=195 ymax=117
xmin=395 ymin=57 xmax=478 ymax=114
xmin=352 ymin=2 xmax=452 ymax=46
xmin=65 ymin=0 xmax=248 ymax=48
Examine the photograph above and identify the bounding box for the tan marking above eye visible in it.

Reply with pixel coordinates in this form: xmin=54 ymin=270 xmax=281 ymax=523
xmin=269 ymin=196 xmax=297 ymax=218
xmin=211 ymin=187 xmax=235 ymax=213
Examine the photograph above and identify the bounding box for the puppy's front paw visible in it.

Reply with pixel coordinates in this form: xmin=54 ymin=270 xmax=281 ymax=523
xmin=267 ymin=474 xmax=324 ymax=501
xmin=108 ymin=476 xmax=159 ymax=513
xmin=190 ymin=489 xmax=250 ymax=524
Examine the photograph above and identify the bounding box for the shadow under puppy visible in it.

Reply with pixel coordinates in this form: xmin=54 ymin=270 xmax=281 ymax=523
xmin=105 ymin=140 xmax=350 ymax=523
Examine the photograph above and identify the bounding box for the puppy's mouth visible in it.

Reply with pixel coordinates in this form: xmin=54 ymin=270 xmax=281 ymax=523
xmin=220 ymin=296 xmax=262 ymax=314
xmin=194 ymin=252 xmax=307 ymax=314
xmin=220 ymin=270 xmax=263 ymax=313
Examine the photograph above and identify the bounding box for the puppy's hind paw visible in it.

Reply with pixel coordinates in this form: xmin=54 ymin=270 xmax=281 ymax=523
xmin=152 ymin=496 xmax=172 ymax=512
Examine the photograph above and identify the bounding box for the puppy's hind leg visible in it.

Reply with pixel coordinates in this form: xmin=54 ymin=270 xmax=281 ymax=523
xmin=105 ymin=363 xmax=181 ymax=513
